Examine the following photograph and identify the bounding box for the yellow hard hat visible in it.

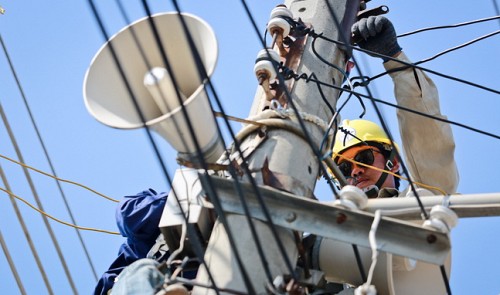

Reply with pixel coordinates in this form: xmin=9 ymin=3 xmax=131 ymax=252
xmin=332 ymin=119 xmax=399 ymax=162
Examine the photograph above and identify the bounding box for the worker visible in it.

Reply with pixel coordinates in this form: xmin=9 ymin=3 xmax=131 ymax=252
xmin=332 ymin=15 xmax=459 ymax=198
xmin=94 ymin=189 xmax=168 ymax=295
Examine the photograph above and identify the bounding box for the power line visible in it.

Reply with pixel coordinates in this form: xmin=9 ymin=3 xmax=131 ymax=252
xmin=0 ymin=162 xmax=53 ymax=294
xmin=0 ymin=33 xmax=99 ymax=281
xmin=290 ymin=74 xmax=500 ymax=140
xmin=0 ymin=186 xmax=120 ymax=235
xmin=493 ymin=1 xmax=500 ymax=27
xmin=0 ymin=102 xmax=77 ymax=294
xmin=315 ymin=34 xmax=500 ymax=96
xmin=0 ymin=206 xmax=27 ymax=295
xmin=398 ymin=15 xmax=500 ymax=37
xmin=415 ymin=30 xmax=500 ymax=65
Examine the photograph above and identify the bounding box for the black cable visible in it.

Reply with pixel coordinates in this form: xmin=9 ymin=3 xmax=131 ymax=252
xmin=87 ymin=2 xmax=225 ymax=294
xmin=493 ymin=1 xmax=500 ymax=27
xmin=162 ymin=1 xmax=272 ymax=292
xmin=113 ymin=0 xmax=191 ymax=153
xmin=168 ymin=1 xmax=273 ymax=292
xmin=365 ymin=95 xmax=500 ymax=140
xmin=116 ymin=1 xmax=230 ymax=291
xmin=1 ymin=26 xmax=100 ymax=283
xmin=310 ymin=33 xmax=349 ymax=87
xmin=319 ymin=91 xmax=353 ymax=154
xmin=139 ymin=1 xmax=239 ymax=293
xmin=241 ymin=0 xmax=306 ymax=280
xmin=302 ymin=76 xmax=500 ymax=140
xmin=311 ymin=72 xmax=336 ymax=117
xmin=352 ymin=245 xmax=367 ymax=283
xmin=242 ymin=2 xmax=373 ymax=282
xmin=415 ymin=30 xmax=500 ymax=65
xmin=279 ymin=64 xmax=336 ymax=117
xmin=316 ymin=34 xmax=500 ymax=95
xmin=0 ymin=39 xmax=79 ymax=294
xmin=242 ymin=2 xmax=340 ymax=198
xmin=323 ymin=1 xmax=429 ymax=221
xmin=398 ymin=15 xmax=500 ymax=38
xmin=440 ymin=265 xmax=453 ymax=295
xmin=0 ymin=229 xmax=26 ymax=294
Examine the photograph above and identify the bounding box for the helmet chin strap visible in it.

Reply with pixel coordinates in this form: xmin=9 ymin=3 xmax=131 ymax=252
xmin=363 ymin=149 xmax=396 ymax=198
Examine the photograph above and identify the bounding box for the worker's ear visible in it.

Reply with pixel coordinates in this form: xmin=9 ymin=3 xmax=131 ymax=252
xmin=389 ymin=157 xmax=400 ymax=173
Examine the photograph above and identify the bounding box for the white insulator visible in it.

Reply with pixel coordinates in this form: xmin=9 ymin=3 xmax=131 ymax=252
xmin=267 ymin=17 xmax=291 ymax=38
xmin=253 ymin=49 xmax=280 ymax=81
xmin=270 ymin=6 xmax=293 ymax=19
xmin=338 ymin=185 xmax=368 ymax=210
xmin=354 ymin=284 xmax=377 ymax=295
xmin=423 ymin=205 xmax=458 ymax=233
xmin=333 ymin=198 xmax=358 ymax=210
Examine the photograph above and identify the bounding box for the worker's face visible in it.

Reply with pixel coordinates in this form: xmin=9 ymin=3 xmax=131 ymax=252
xmin=337 ymin=145 xmax=396 ymax=190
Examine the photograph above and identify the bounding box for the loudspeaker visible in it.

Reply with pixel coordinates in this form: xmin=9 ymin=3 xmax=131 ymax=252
xmin=83 ymin=12 xmax=223 ymax=163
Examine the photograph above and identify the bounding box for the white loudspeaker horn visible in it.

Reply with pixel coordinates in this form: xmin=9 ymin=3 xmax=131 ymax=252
xmin=315 ymin=238 xmax=451 ymax=295
xmin=83 ymin=12 xmax=223 ymax=163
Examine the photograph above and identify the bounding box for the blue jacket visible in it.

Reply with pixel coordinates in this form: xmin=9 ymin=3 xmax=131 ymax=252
xmin=94 ymin=189 xmax=167 ymax=295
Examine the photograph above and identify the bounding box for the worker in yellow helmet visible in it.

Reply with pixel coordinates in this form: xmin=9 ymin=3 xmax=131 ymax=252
xmin=331 ymin=15 xmax=459 ymax=198
xmin=332 ymin=119 xmax=401 ymax=198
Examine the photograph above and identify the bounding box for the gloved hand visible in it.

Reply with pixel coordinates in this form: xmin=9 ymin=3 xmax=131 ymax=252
xmin=351 ymin=15 xmax=402 ymax=61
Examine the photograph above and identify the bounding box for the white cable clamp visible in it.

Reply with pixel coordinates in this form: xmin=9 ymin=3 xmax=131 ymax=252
xmin=422 ymin=205 xmax=458 ymax=233
xmin=270 ymin=99 xmax=282 ymax=111
xmin=354 ymin=284 xmax=377 ymax=295
xmin=333 ymin=185 xmax=368 ymax=210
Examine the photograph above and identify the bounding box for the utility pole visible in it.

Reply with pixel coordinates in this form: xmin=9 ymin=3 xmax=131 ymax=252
xmin=193 ymin=1 xmax=359 ymax=294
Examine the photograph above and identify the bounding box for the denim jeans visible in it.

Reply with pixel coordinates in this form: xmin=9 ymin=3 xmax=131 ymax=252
xmin=111 ymin=258 xmax=165 ymax=295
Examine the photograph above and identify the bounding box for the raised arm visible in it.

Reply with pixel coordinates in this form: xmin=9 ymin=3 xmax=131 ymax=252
xmin=353 ymin=15 xmax=459 ymax=194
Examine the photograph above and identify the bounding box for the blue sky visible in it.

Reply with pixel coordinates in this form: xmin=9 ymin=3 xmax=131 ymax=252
xmin=0 ymin=1 xmax=499 ymax=294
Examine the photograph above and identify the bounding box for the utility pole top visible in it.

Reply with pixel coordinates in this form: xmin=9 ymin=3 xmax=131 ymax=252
xmin=193 ymin=1 xmax=360 ymax=294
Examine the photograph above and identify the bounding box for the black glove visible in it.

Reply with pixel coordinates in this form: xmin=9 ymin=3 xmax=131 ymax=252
xmin=351 ymin=15 xmax=402 ymax=61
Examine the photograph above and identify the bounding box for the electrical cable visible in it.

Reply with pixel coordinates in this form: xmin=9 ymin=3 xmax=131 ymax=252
xmin=0 ymin=207 xmax=27 ymax=295
xmin=316 ymin=34 xmax=500 ymax=95
xmin=89 ymin=1 xmax=226 ymax=293
xmin=397 ymin=15 xmax=500 ymax=38
xmin=0 ymin=102 xmax=78 ymax=294
xmin=362 ymin=95 xmax=500 ymax=140
xmin=113 ymin=0 xmax=192 ymax=155
xmin=166 ymin=1 xmax=269 ymax=291
xmin=0 ymin=163 xmax=54 ymax=294
xmin=323 ymin=1 xmax=429 ymax=221
xmin=0 ymin=230 xmax=26 ymax=294
xmin=0 ymin=153 xmax=118 ymax=202
xmin=242 ymin=0 xmax=355 ymax=282
xmin=114 ymin=1 xmax=220 ymax=284
xmin=241 ymin=0 xmax=341 ymax=199
xmin=120 ymin=0 xmax=266 ymax=292
xmin=169 ymin=0 xmax=277 ymax=288
xmin=89 ymin=3 xmax=492 ymax=294
xmin=1 ymin=32 xmax=100 ymax=281
xmin=0 ymin=186 xmax=120 ymax=235
xmin=440 ymin=264 xmax=452 ymax=295
xmin=287 ymin=74 xmax=500 ymax=140
xmin=414 ymin=30 xmax=500 ymax=65
xmin=171 ymin=0 xmax=306 ymax=285
xmin=493 ymin=1 xmax=500 ymax=27
xmin=351 ymin=244 xmax=367 ymax=283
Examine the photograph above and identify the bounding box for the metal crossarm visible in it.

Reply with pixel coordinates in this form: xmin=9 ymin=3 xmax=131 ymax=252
xmin=200 ymin=175 xmax=451 ymax=265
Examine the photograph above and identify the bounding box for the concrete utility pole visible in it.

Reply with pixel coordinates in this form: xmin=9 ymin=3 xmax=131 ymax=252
xmin=193 ymin=1 xmax=359 ymax=294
